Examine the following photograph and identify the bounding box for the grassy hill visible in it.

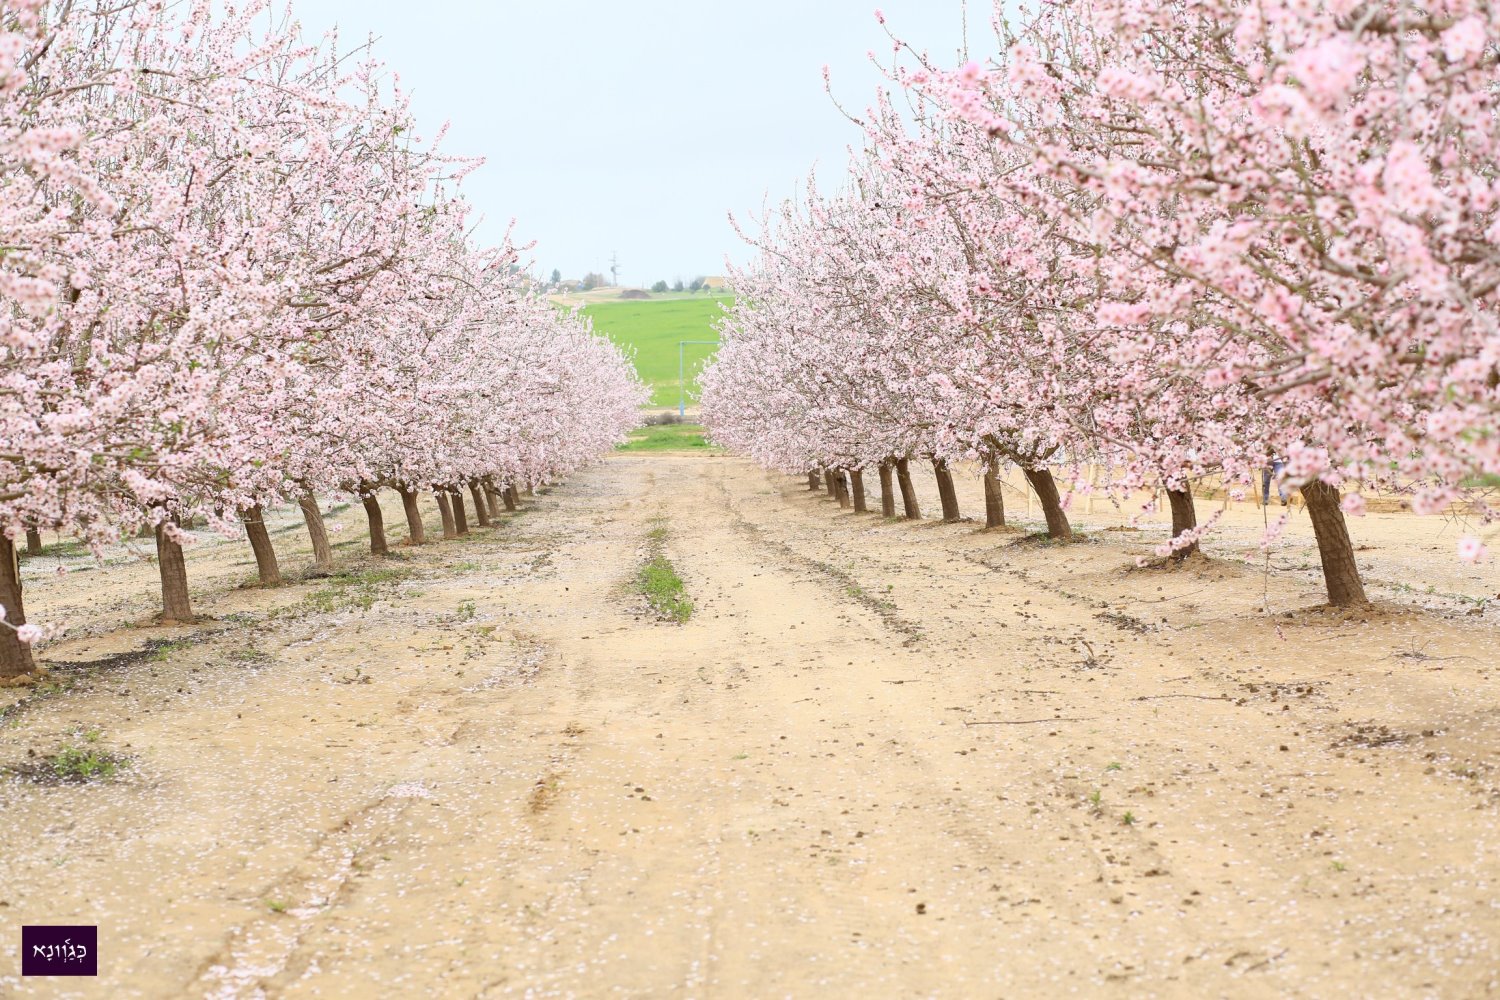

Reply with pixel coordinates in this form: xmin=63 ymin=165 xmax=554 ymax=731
xmin=581 ymin=296 xmax=731 ymax=409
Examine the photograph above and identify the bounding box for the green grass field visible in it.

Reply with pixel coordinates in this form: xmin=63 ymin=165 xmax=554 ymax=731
xmin=582 ymin=297 xmax=731 ymax=408
xmin=617 ymin=423 xmax=722 ymax=453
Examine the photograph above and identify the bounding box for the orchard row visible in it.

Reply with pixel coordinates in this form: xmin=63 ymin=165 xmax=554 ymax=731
xmin=0 ymin=1 xmax=647 ymax=675
xmin=702 ymin=0 xmax=1500 ymax=607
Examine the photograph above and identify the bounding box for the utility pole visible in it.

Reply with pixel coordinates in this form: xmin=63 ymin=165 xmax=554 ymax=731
xmin=609 ymin=251 xmax=621 ymax=288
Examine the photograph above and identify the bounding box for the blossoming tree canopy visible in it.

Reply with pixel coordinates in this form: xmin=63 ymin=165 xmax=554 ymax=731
xmin=936 ymin=0 xmax=1500 ymax=544
xmin=0 ymin=0 xmax=644 ymax=676
xmin=703 ymin=0 xmax=1498 ymax=610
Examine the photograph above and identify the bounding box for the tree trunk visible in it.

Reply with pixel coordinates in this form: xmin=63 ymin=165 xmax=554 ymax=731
xmin=299 ymin=494 xmax=335 ymax=574
xmin=24 ymin=528 xmax=42 ymax=557
xmin=484 ymin=479 xmax=506 ymax=518
xmin=362 ymin=491 xmax=389 ymax=558
xmin=850 ymin=470 xmax=868 ymax=514
xmin=1301 ymin=479 xmax=1370 ymax=607
xmin=0 ymin=534 xmax=35 ymax=677
xmin=241 ymin=504 xmax=282 ymax=587
xmin=435 ymin=492 xmax=457 ymax=540
xmin=933 ymin=459 xmax=961 ymax=522
xmin=983 ymin=468 xmax=1006 ymax=529
xmin=1023 ymin=468 xmax=1073 ymax=539
xmin=154 ymin=515 xmax=195 ymax=623
xmin=823 ymin=470 xmax=837 ymax=497
xmin=398 ymin=487 xmax=427 ymax=546
xmin=834 ymin=470 xmax=851 ymax=509
xmin=896 ymin=458 xmax=921 ymax=520
xmin=505 ymin=485 xmax=522 ymax=510
xmin=808 ymin=471 xmax=821 ymax=491
xmin=879 ymin=460 xmax=897 ymax=518
xmin=469 ymin=482 xmax=492 ymax=527
xmin=1166 ymin=488 xmax=1200 ymax=560
xmin=451 ymin=489 xmax=470 ymax=535
xmin=486 ymin=490 xmax=502 ymax=520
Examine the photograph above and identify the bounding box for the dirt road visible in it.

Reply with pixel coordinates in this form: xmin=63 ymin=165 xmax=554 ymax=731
xmin=2 ymin=454 xmax=1498 ymax=998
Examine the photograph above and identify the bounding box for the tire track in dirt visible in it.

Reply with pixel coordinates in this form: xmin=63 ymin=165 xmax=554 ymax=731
xmin=709 ymin=474 xmax=926 ymax=644
xmin=698 ymin=463 xmax=1259 ymax=991
xmin=648 ymin=460 xmax=1217 ymax=995
xmin=192 ymin=790 xmax=425 ymax=997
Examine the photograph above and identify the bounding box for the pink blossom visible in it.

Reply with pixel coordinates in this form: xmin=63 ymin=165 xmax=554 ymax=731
xmin=1288 ymin=36 xmax=1364 ymax=107
xmin=957 ymin=60 xmax=986 ymax=85
xmin=1443 ymin=17 xmax=1487 ymax=64
xmin=1097 ymin=67 xmax=1157 ymax=101
xmin=1382 ymin=141 xmax=1443 ymax=213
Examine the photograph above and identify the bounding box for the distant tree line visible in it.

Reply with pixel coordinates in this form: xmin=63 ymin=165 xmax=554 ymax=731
xmin=540 ymin=272 xmax=721 ymax=295
xmin=648 ymin=277 xmax=712 ymax=294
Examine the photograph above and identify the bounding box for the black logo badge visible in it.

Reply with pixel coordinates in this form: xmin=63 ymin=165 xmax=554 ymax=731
xmin=21 ymin=926 xmax=97 ymax=977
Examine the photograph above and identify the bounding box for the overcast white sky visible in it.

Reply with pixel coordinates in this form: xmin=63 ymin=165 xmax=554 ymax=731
xmin=287 ymin=1 xmax=973 ymax=285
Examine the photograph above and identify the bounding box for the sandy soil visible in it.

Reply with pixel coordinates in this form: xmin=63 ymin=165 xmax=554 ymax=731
xmin=1 ymin=454 xmax=1497 ymax=998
